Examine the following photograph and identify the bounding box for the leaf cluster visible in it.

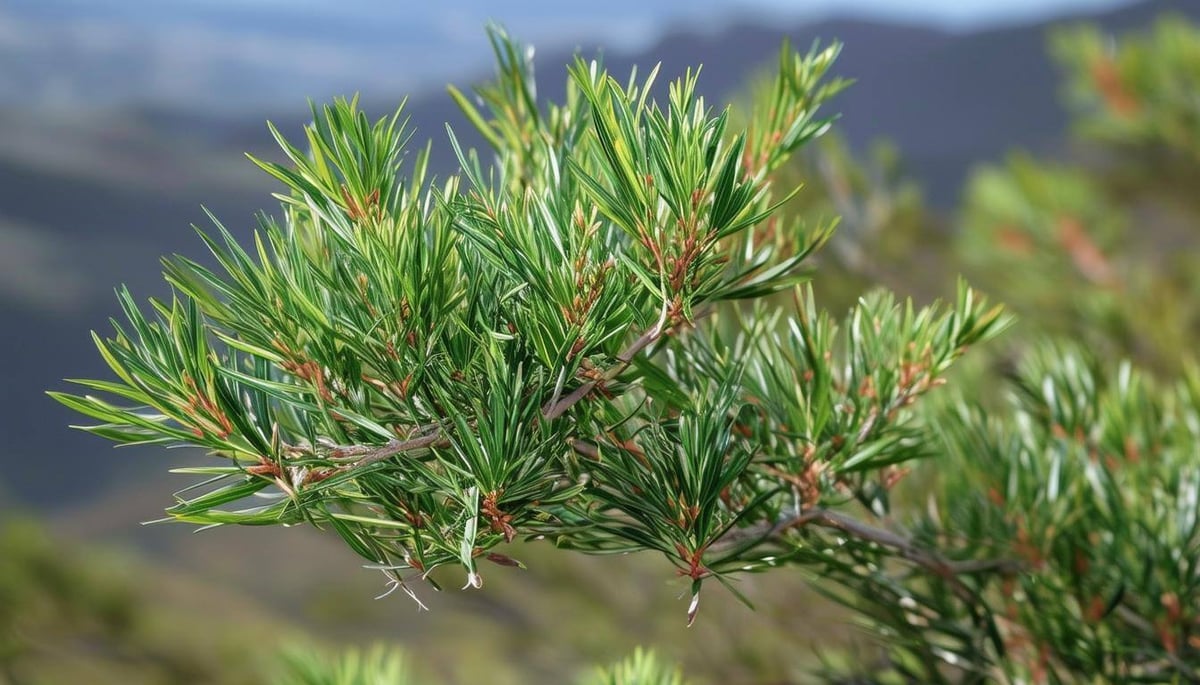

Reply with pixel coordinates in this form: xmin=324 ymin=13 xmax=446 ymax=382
xmin=1053 ymin=15 xmax=1200 ymax=162
xmin=825 ymin=346 xmax=1200 ymax=683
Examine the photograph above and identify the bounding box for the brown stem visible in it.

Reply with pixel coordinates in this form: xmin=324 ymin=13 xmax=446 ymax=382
xmin=541 ymin=321 xmax=666 ymax=420
xmin=334 ymin=431 xmax=446 ymax=472
xmin=568 ymin=438 xmax=600 ymax=459
xmin=720 ymin=508 xmax=1022 ymax=603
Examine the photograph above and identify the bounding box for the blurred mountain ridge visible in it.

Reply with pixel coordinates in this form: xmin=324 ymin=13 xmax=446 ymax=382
xmin=0 ymin=0 xmax=791 ymax=114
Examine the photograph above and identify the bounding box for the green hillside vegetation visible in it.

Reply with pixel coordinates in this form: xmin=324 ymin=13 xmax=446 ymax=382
xmin=0 ymin=519 xmax=291 ymax=684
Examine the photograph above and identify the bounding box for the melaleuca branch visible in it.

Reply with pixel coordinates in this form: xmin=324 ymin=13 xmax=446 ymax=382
xmin=48 ymin=23 xmax=1039 ymax=651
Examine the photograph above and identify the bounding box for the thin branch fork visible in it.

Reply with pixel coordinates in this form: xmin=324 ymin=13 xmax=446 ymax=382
xmin=781 ymin=509 xmax=1021 ymax=577
xmin=540 ymin=298 xmax=718 ymax=420
xmin=541 ymin=315 xmax=667 ymax=420
xmin=337 ymin=431 xmax=446 ymax=471
xmin=308 ymin=319 xmax=670 ymax=476
xmin=719 ymin=508 xmax=1022 ymax=603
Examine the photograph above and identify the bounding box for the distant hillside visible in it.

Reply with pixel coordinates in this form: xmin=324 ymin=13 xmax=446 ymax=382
xmin=506 ymin=0 xmax=1196 ymax=207
xmin=225 ymin=0 xmax=1198 ymax=208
